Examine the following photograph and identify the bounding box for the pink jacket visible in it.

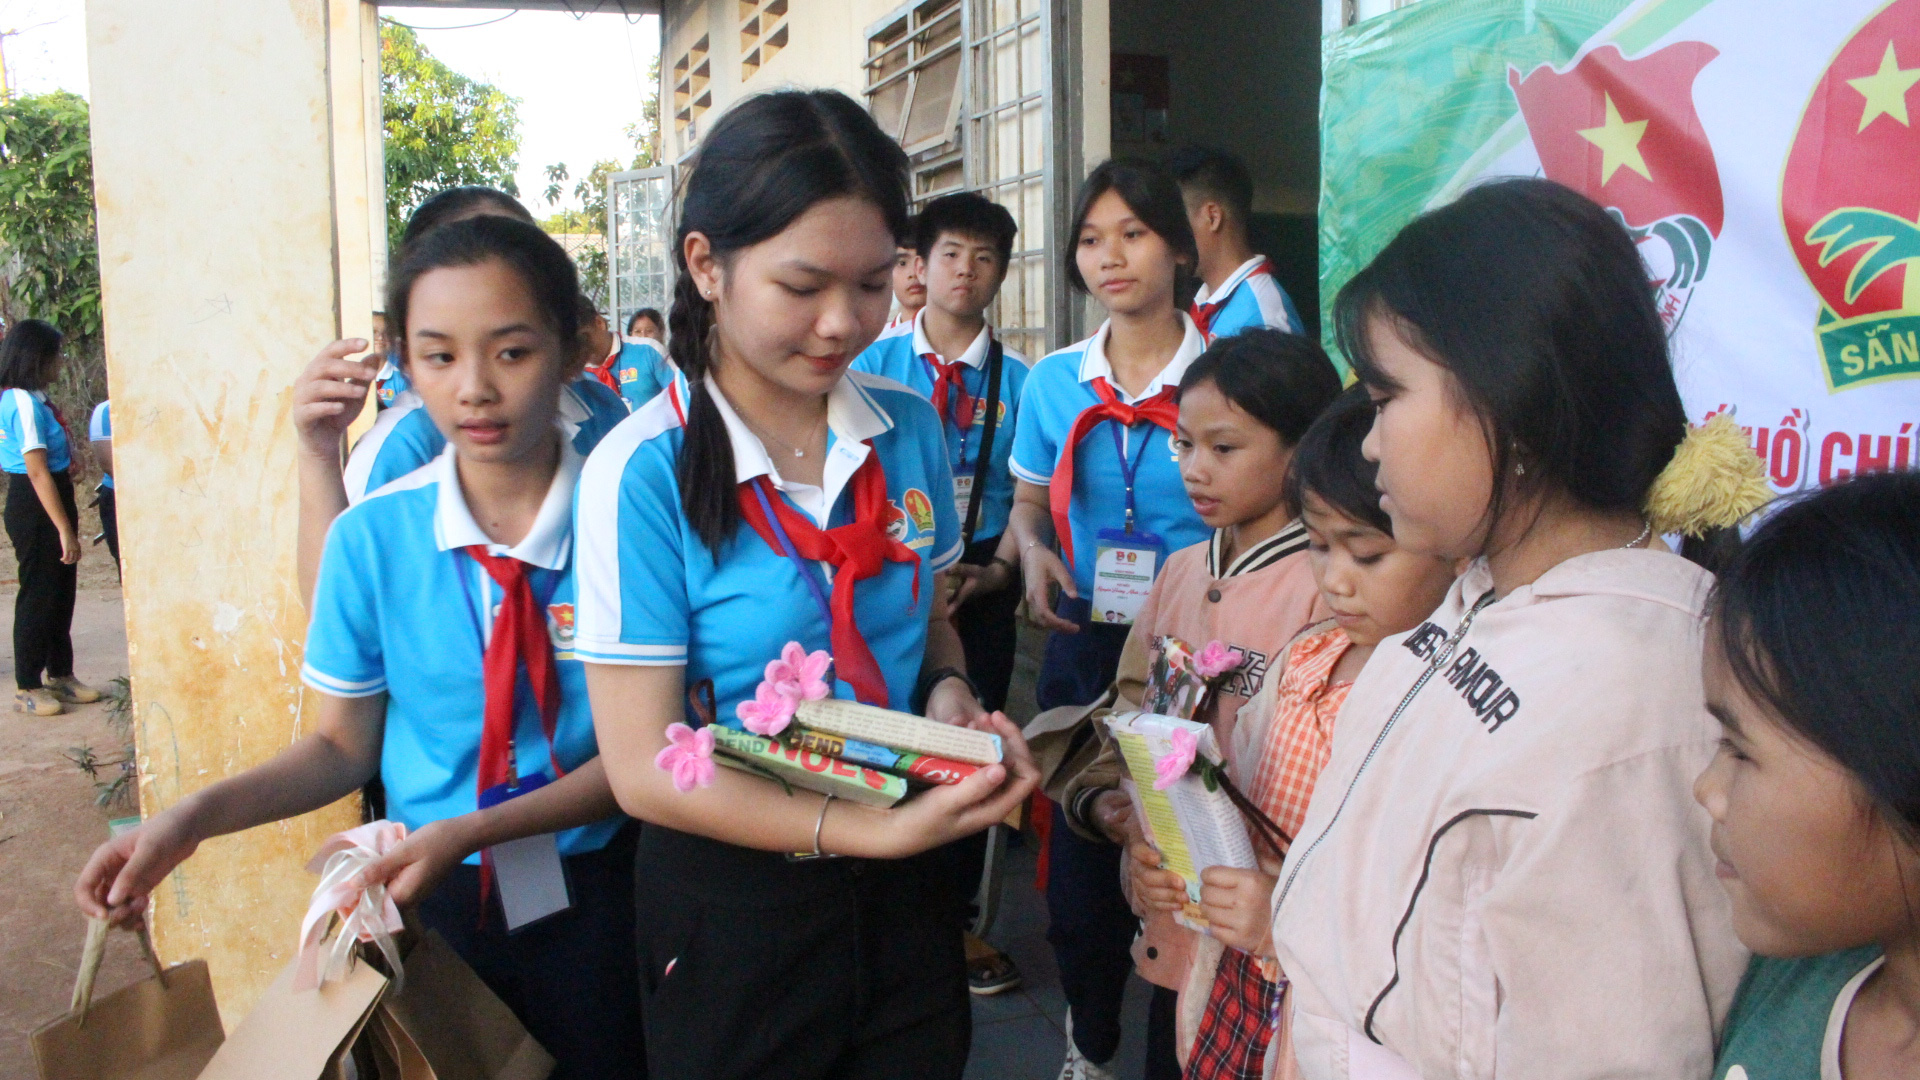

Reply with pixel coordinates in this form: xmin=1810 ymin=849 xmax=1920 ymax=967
xmin=1269 ymin=550 xmax=1745 ymax=1080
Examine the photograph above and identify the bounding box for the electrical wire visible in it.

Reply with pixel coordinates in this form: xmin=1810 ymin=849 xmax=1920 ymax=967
xmin=382 ymin=10 xmax=519 ymax=31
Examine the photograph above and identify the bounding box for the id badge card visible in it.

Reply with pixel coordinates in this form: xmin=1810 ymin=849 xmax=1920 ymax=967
xmin=952 ymin=474 xmax=976 ymax=526
xmin=1091 ymin=528 xmax=1163 ymax=625
xmin=477 ymin=774 xmax=573 ymax=931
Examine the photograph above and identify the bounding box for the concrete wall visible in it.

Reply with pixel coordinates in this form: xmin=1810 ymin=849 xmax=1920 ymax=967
xmin=87 ymin=0 xmax=372 ymax=1021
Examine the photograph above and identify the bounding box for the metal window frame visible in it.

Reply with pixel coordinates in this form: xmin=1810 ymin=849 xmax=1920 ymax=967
xmin=606 ymin=165 xmax=677 ymax=330
xmin=863 ymin=0 xmax=967 ymax=158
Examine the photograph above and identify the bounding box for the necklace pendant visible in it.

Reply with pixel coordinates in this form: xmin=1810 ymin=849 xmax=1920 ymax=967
xmin=793 ymin=447 xmax=805 ymax=458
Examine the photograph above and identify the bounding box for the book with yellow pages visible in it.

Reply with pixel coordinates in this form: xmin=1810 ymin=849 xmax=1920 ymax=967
xmin=794 ymin=699 xmax=1004 ymax=766
xmin=1104 ymin=711 xmax=1257 ymax=936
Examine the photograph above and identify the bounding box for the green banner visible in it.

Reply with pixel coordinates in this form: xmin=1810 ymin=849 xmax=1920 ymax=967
xmin=1318 ymin=1 xmax=1628 ymax=363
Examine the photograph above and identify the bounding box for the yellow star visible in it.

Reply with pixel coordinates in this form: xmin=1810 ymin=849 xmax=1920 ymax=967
xmin=1848 ymin=41 xmax=1920 ymax=131
xmin=1577 ymin=93 xmax=1652 ymax=185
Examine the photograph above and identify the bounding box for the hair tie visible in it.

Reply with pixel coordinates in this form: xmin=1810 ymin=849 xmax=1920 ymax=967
xmin=1644 ymin=413 xmax=1773 ymax=538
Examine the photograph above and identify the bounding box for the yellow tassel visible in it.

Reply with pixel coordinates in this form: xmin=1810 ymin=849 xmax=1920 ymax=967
xmin=1644 ymin=413 xmax=1774 ymax=538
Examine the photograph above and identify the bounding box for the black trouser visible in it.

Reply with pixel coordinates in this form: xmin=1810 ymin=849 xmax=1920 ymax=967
xmin=1037 ymin=594 xmax=1137 ymax=1063
xmin=634 ymin=823 xmax=970 ymax=1080
xmin=417 ymin=823 xmax=645 ymax=1080
xmin=951 ymin=534 xmax=1020 ymax=713
xmin=6 ymin=470 xmax=78 ymax=690
xmin=96 ymin=484 xmax=119 ymax=568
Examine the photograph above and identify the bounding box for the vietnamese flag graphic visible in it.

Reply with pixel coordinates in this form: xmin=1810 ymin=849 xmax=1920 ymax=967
xmin=1509 ymin=43 xmax=1723 ymax=236
xmin=1784 ymin=0 xmax=1920 ymax=324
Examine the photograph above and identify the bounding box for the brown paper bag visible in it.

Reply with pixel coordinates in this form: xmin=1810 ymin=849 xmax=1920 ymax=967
xmin=370 ymin=930 xmax=554 ymax=1080
xmin=31 ymin=918 xmax=225 ymax=1080
xmin=194 ymin=948 xmax=388 ymax=1080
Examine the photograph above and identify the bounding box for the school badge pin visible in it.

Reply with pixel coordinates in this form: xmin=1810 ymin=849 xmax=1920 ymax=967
xmin=884 ymin=499 xmax=910 ymax=542
xmin=1510 ymin=41 xmax=1723 ymax=332
xmin=1784 ymin=0 xmax=1920 ymax=391
xmin=547 ymin=603 xmax=576 ymax=649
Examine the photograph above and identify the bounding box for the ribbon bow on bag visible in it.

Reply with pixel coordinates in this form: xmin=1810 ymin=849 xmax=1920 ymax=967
xmin=293 ymin=820 xmax=408 ymax=993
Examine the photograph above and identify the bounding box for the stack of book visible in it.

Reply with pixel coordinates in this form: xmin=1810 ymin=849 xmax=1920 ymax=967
xmin=710 ymin=699 xmax=1004 ymax=807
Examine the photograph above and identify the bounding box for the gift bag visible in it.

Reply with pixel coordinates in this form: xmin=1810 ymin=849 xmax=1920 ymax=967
xmin=199 ymin=821 xmax=553 ymax=1080
xmin=31 ymin=917 xmax=225 ymax=1080
xmin=368 ymin=930 xmax=554 ymax=1080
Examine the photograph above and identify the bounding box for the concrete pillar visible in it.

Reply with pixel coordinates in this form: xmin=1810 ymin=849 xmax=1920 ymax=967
xmin=87 ymin=0 xmax=377 ymax=1021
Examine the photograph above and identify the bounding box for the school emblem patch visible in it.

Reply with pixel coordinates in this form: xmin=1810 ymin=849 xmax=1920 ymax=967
xmin=1510 ymin=41 xmax=1723 ymax=332
xmin=903 ymin=488 xmax=936 ymax=535
xmin=547 ymin=603 xmax=575 ymax=649
xmin=1783 ymin=0 xmax=1920 ymax=390
xmin=884 ymin=499 xmax=909 ymax=542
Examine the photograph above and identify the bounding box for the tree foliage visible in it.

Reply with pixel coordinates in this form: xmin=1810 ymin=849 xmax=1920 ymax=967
xmin=541 ymin=54 xmax=661 ymax=314
xmin=381 ymin=20 xmax=523 ymax=251
xmin=0 ymin=91 xmax=101 ymax=341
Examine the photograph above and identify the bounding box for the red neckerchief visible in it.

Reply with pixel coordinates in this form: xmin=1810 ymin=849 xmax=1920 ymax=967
xmin=462 ymin=547 xmax=566 ymax=908
xmin=735 ymin=452 xmax=920 ymax=707
xmin=921 ymin=352 xmax=977 ymax=433
xmin=1049 ymin=378 xmax=1179 ymax=567
xmin=1189 ymin=257 xmax=1276 ymax=342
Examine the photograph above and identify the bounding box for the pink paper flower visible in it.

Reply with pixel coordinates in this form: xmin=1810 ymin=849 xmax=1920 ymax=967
xmin=655 ymin=723 xmax=716 ymax=792
xmin=767 ymin=642 xmax=833 ymax=702
xmin=1153 ymin=728 xmax=1198 ymax=791
xmin=736 ymin=680 xmax=797 ymax=737
xmin=1193 ymin=640 xmax=1245 ymax=679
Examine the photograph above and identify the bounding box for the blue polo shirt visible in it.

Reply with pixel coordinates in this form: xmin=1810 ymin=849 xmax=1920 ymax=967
xmin=373 ymin=357 xmax=410 ymax=409
xmin=573 ymin=371 xmax=963 ymax=724
xmin=1191 ymin=256 xmax=1303 ymax=342
xmin=89 ymin=401 xmax=112 ymax=489
xmin=303 ymin=438 xmax=621 ymax=859
xmin=343 ymin=375 xmax=628 ymax=504
xmin=612 ymin=340 xmax=675 ymax=412
xmin=852 ymin=312 xmax=1030 ymax=543
xmin=0 ymin=388 xmax=70 ymax=473
xmin=1008 ymin=316 xmax=1211 ymax=595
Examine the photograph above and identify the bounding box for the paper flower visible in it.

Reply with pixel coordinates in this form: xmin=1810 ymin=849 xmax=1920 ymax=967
xmin=1153 ymin=727 xmax=1198 ymax=791
xmin=767 ymin=642 xmax=832 ymax=701
xmin=1193 ymin=640 xmax=1246 ymax=679
xmin=655 ymin=723 xmax=716 ymax=792
xmin=736 ymin=680 xmax=797 ymax=737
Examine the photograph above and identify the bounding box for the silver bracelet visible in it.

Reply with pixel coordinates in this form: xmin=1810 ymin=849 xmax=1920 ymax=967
xmin=813 ymin=793 xmax=835 ymax=857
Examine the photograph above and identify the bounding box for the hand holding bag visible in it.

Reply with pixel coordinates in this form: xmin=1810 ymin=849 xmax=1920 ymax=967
xmin=30 ymin=916 xmax=224 ymax=1080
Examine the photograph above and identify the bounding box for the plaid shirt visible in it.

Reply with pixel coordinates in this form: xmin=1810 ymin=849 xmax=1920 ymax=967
xmin=1248 ymin=625 xmax=1354 ymax=840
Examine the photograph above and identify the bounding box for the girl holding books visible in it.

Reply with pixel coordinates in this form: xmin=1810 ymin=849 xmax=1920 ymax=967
xmin=1127 ymin=386 xmax=1459 ymax=1079
xmin=571 ymin=89 xmax=1036 ymax=1080
xmin=1699 ymin=472 xmax=1920 ymax=1080
xmin=1049 ymin=328 xmax=1343 ymax=1078
xmin=76 ymin=216 xmax=642 ymax=1079
xmin=1268 ymin=178 xmax=1762 ymax=1079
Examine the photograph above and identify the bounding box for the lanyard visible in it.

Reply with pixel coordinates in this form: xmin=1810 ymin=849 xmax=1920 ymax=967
xmin=1106 ymin=417 xmax=1157 ymax=534
xmin=750 ymin=481 xmax=837 ymax=638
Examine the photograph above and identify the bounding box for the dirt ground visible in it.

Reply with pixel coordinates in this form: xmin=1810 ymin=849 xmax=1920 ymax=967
xmin=0 ymin=583 xmax=143 ymax=1078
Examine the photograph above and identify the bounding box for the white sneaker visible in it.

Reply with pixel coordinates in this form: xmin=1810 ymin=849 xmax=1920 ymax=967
xmin=1056 ymin=1013 xmax=1118 ymax=1080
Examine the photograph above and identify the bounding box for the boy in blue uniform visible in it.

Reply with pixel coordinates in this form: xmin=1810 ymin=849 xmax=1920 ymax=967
xmin=852 ymin=192 xmax=1033 ymax=997
xmin=1171 ymin=145 xmax=1303 ymax=343
xmin=78 ymin=217 xmax=642 ymax=1079
xmin=583 ymin=299 xmax=675 ymax=412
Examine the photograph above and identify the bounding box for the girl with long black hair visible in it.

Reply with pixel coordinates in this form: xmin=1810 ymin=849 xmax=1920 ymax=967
xmin=574 ymin=89 xmax=1036 ymax=1080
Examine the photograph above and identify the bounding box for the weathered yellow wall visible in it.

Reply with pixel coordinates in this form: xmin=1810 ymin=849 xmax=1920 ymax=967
xmin=87 ymin=0 xmax=371 ymax=1022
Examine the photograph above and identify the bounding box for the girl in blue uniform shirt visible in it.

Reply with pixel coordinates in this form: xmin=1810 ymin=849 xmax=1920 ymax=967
xmin=574 ymin=89 xmax=1037 ymax=1080
xmin=1003 ymin=161 xmax=1211 ymax=1079
xmin=76 ymin=217 xmax=643 ymax=1080
xmin=294 ymin=186 xmax=627 ymax=601
xmin=0 ymin=320 xmax=100 ymax=716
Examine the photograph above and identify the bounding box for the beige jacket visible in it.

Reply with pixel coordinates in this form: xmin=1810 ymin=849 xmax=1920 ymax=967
xmin=1268 ymin=550 xmax=1745 ymax=1080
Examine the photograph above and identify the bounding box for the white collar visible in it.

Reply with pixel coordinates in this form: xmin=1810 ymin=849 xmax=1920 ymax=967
xmin=1076 ymin=313 xmax=1208 ymax=404
xmin=431 ymin=433 xmax=581 ymax=570
xmin=910 ymin=308 xmax=994 ymax=369
xmin=706 ymin=373 xmax=894 ymax=528
xmin=1192 ymin=255 xmax=1270 ymax=307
